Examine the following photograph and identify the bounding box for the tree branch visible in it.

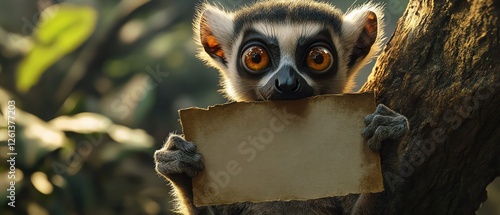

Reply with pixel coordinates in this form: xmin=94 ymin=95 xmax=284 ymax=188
xmin=360 ymin=0 xmax=500 ymax=213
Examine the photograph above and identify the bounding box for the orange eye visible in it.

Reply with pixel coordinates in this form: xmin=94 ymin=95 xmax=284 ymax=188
xmin=242 ymin=46 xmax=270 ymax=72
xmin=306 ymin=46 xmax=333 ymax=72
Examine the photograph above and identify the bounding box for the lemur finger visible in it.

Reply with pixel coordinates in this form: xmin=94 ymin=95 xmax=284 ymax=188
xmin=364 ymin=113 xmax=375 ymax=126
xmin=386 ymin=116 xmax=409 ymax=140
xmin=375 ymin=104 xmax=399 ymax=117
xmin=364 ymin=104 xmax=399 ymax=126
xmin=165 ymin=134 xmax=197 ymax=153
xmin=367 ymin=126 xmax=391 ymax=151
xmin=156 ymin=159 xmax=204 ymax=178
xmin=154 ymin=149 xmax=203 ymax=164
xmin=155 ymin=150 xmax=204 ymax=176
xmin=362 ymin=115 xmax=396 ymax=138
xmin=366 ymin=117 xmax=409 ymax=151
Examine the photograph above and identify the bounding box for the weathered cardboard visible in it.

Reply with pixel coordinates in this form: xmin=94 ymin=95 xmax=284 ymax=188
xmin=179 ymin=93 xmax=383 ymax=206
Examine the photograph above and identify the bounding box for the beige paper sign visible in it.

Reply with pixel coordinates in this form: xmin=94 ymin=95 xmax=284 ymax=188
xmin=179 ymin=93 xmax=383 ymax=206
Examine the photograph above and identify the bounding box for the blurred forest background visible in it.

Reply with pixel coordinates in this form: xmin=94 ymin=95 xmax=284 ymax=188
xmin=0 ymin=0 xmax=497 ymax=214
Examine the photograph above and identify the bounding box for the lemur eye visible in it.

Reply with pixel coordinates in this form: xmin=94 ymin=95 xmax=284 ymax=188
xmin=306 ymin=46 xmax=333 ymax=72
xmin=242 ymin=46 xmax=270 ymax=72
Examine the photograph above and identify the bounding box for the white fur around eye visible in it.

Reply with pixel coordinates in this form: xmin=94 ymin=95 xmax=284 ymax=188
xmin=251 ymin=22 xmax=323 ymax=89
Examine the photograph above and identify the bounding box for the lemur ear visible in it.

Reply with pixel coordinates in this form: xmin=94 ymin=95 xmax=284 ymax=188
xmin=342 ymin=4 xmax=384 ymax=71
xmin=196 ymin=4 xmax=234 ymax=67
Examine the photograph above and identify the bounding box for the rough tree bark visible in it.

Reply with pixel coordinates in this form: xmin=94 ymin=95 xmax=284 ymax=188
xmin=360 ymin=0 xmax=500 ymax=214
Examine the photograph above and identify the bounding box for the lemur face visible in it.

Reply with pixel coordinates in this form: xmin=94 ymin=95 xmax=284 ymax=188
xmin=195 ymin=1 xmax=384 ymax=102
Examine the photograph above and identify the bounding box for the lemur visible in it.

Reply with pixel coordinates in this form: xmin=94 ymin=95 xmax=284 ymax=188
xmin=154 ymin=1 xmax=409 ymax=214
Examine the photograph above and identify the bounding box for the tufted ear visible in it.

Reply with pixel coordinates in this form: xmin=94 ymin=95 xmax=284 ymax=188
xmin=341 ymin=3 xmax=385 ymax=75
xmin=195 ymin=4 xmax=234 ymax=68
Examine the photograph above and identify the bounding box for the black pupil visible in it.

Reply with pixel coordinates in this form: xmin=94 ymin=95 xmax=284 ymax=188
xmin=251 ymin=52 xmax=261 ymax=63
xmin=313 ymin=52 xmax=324 ymax=64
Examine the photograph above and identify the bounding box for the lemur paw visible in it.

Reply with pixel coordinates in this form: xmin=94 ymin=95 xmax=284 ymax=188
xmin=154 ymin=134 xmax=204 ymax=178
xmin=361 ymin=104 xmax=409 ymax=151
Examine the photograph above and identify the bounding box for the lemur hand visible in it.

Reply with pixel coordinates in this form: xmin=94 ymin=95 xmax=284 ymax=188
xmin=154 ymin=134 xmax=204 ymax=179
xmin=362 ymin=104 xmax=409 ymax=151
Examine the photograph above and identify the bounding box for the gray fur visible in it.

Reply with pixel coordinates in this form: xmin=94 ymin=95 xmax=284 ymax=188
xmin=362 ymin=104 xmax=410 ymax=151
xmin=155 ymin=1 xmax=409 ymax=214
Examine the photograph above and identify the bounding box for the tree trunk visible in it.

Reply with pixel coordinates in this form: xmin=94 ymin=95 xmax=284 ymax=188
xmin=360 ymin=0 xmax=500 ymax=214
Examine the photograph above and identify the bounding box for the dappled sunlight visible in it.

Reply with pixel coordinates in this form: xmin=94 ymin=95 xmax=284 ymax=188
xmin=119 ymin=20 xmax=145 ymax=44
xmin=27 ymin=202 xmax=48 ymax=215
xmin=50 ymin=174 xmax=66 ymax=188
xmin=30 ymin=172 xmax=53 ymax=195
xmin=0 ymin=169 xmax=23 ymax=188
xmin=142 ymin=198 xmax=161 ymax=215
xmin=49 ymin=112 xmax=154 ymax=147
xmin=0 ymin=28 xmax=33 ymax=54
xmin=19 ymin=109 xmax=69 ymax=167
xmin=24 ymin=123 xmax=65 ymax=148
xmin=49 ymin=112 xmax=113 ymax=133
xmin=108 ymin=124 xmax=154 ymax=147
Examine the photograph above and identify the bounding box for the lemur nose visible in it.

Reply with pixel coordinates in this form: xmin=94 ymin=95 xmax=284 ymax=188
xmin=274 ymin=77 xmax=300 ymax=93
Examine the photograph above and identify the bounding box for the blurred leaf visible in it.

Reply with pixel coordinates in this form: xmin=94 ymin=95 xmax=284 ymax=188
xmin=31 ymin=171 xmax=53 ymax=195
xmin=16 ymin=4 xmax=97 ymax=93
xmin=49 ymin=112 xmax=154 ymax=147
xmin=0 ymin=88 xmax=72 ymax=167
xmin=108 ymin=124 xmax=154 ymax=147
xmin=17 ymin=109 xmax=72 ymax=167
xmin=49 ymin=112 xmax=113 ymax=133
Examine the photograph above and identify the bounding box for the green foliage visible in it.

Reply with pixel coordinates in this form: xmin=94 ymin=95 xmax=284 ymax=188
xmin=16 ymin=4 xmax=97 ymax=93
xmin=0 ymin=1 xmax=218 ymax=213
xmin=0 ymin=89 xmax=155 ymax=214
